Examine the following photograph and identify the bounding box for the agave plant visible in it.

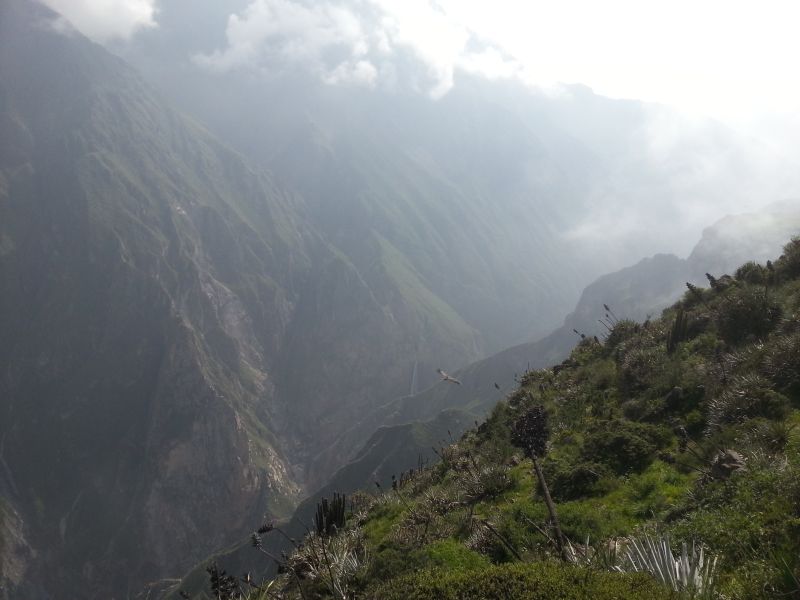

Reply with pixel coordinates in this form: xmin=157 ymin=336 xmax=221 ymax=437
xmin=615 ymin=536 xmax=718 ymax=598
xmin=706 ymin=373 xmax=790 ymax=431
xmin=293 ymin=529 xmax=367 ymax=600
xmin=744 ymin=420 xmax=798 ymax=455
xmin=455 ymin=463 xmax=513 ymax=503
xmin=763 ymin=331 xmax=800 ymax=390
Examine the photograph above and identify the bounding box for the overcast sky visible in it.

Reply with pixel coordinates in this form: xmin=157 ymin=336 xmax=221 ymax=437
xmin=41 ymin=0 xmax=800 ymax=122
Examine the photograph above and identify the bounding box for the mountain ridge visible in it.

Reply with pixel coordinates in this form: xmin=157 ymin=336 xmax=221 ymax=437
xmin=164 ymin=205 xmax=799 ymax=597
xmin=211 ymin=235 xmax=800 ymax=599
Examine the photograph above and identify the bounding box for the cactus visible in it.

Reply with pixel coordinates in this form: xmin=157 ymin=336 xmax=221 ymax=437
xmin=666 ymin=309 xmax=689 ymax=354
xmin=315 ymin=492 xmax=347 ymax=536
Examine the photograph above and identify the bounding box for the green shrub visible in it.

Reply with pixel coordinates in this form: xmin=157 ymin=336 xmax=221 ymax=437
xmin=662 ymin=384 xmax=704 ymax=414
xmin=715 ymin=286 xmax=782 ymax=345
xmin=680 ymin=282 xmax=710 ymax=309
xmin=776 ymin=237 xmax=800 ymax=280
xmin=734 ymin=261 xmax=767 ymax=285
xmin=618 ymin=345 xmax=663 ymax=396
xmin=424 ymin=540 xmax=489 ymax=570
xmin=544 ymin=459 xmax=609 ymax=501
xmin=368 ymin=541 xmax=425 ymax=582
xmin=605 ymin=319 xmax=641 ymax=350
xmin=621 ymin=396 xmax=665 ymax=422
xmin=370 ymin=562 xmax=677 ymax=599
xmin=581 ymin=420 xmax=670 ymax=474
xmin=670 ymin=462 xmax=800 ymax=595
xmin=762 ymin=331 xmax=800 ymax=401
xmin=684 ymin=409 xmax=705 ymax=436
xmin=706 ymin=374 xmax=790 ymax=430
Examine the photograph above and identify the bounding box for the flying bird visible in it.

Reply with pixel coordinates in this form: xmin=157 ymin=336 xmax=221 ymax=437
xmin=437 ymin=368 xmax=461 ymax=385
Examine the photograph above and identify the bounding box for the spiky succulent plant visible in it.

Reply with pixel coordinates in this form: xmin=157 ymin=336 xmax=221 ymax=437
xmin=615 ymin=536 xmax=718 ymax=598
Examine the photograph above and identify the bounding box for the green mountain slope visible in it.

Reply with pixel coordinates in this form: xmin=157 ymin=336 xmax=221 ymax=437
xmin=113 ymin=7 xmax=800 ymax=491
xmin=168 ymin=214 xmax=799 ymax=598
xmin=244 ymin=237 xmax=800 ymax=599
xmin=240 ymin=85 xmax=590 ymax=487
xmin=301 ymin=206 xmax=800 ymax=503
xmin=262 ymin=84 xmax=586 ymax=343
xmin=123 ymin=24 xmax=793 ymax=487
xmin=118 ymin=0 xmax=800 ymax=487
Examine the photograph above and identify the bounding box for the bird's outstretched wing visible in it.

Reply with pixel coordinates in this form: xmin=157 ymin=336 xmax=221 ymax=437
xmin=437 ymin=368 xmax=461 ymax=385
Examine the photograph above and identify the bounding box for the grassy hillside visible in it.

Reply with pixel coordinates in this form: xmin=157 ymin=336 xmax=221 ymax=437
xmin=197 ymin=237 xmax=800 ymax=599
xmin=303 ymin=207 xmax=800 ymax=503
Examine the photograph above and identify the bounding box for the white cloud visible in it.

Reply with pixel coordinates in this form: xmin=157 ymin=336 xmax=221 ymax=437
xmin=324 ymin=59 xmax=378 ymax=87
xmin=559 ymin=100 xmax=800 ymax=259
xmin=370 ymin=0 xmax=470 ymax=98
xmin=194 ymin=0 xmax=371 ymax=73
xmin=195 ymin=0 xmax=800 ymax=115
xmin=457 ymin=47 xmax=521 ymax=80
xmin=40 ymin=0 xmax=157 ymax=42
xmin=436 ymin=0 xmax=800 ymax=118
xmin=195 ymin=0 xmax=513 ymax=98
xmin=28 ymin=0 xmax=800 ymax=118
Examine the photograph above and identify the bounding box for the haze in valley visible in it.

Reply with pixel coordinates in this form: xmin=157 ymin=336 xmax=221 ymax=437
xmin=1 ymin=1 xmax=799 ymax=598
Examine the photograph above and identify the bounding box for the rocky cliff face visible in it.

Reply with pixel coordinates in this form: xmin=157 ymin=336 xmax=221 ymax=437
xmin=0 ymin=2 xmax=309 ymax=596
xmin=0 ymin=2 xmax=513 ymax=596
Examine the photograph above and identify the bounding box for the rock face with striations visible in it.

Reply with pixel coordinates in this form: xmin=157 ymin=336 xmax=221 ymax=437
xmin=0 ymin=2 xmax=310 ymax=597
xmin=0 ymin=1 xmax=528 ymax=596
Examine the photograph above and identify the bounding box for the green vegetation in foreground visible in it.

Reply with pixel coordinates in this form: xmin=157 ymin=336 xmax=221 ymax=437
xmin=371 ymin=562 xmax=678 ymax=600
xmin=198 ymin=238 xmax=800 ymax=599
